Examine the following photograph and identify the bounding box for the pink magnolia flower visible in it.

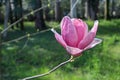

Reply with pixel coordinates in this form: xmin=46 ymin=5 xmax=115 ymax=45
xmin=51 ymin=16 xmax=102 ymax=57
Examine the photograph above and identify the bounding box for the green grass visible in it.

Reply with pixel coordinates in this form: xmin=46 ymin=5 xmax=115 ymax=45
xmin=1 ymin=19 xmax=120 ymax=80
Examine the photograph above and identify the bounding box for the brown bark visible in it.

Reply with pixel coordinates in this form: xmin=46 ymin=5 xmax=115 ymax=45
xmin=87 ymin=0 xmax=99 ymax=20
xmin=9 ymin=0 xmax=14 ymax=29
xmin=19 ymin=0 xmax=24 ymax=30
xmin=35 ymin=0 xmax=46 ymax=30
xmin=104 ymin=0 xmax=110 ymax=20
xmin=55 ymin=0 xmax=61 ymax=21
xmin=14 ymin=0 xmax=19 ymax=28
xmin=3 ymin=0 xmax=10 ymax=38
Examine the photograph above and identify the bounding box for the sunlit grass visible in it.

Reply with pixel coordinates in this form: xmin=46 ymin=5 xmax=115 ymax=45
xmin=1 ymin=19 xmax=120 ymax=80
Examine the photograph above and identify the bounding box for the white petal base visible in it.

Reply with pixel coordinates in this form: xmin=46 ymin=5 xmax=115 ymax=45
xmin=66 ymin=46 xmax=83 ymax=56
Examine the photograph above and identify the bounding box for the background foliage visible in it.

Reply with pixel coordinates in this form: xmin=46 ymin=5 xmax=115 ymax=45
xmin=0 ymin=0 xmax=120 ymax=80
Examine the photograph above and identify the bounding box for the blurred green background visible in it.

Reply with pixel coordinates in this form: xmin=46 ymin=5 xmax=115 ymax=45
xmin=1 ymin=20 xmax=120 ymax=80
xmin=0 ymin=0 xmax=120 ymax=80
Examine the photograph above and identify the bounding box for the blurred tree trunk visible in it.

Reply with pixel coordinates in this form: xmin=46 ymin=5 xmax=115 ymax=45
xmin=104 ymin=0 xmax=110 ymax=20
xmin=19 ymin=0 xmax=24 ymax=30
xmin=0 ymin=1 xmax=3 ymax=77
xmin=35 ymin=0 xmax=46 ymax=30
xmin=14 ymin=0 xmax=19 ymax=28
xmin=87 ymin=0 xmax=99 ymax=20
xmin=79 ymin=0 xmax=84 ymax=18
xmin=0 ymin=11 xmax=3 ymax=23
xmin=111 ymin=0 xmax=115 ymax=18
xmin=0 ymin=2 xmax=3 ymax=23
xmin=84 ymin=0 xmax=89 ymax=19
xmin=44 ymin=7 xmax=50 ymax=21
xmin=9 ymin=0 xmax=14 ymax=29
xmin=0 ymin=35 xmax=1 ymax=79
xmin=55 ymin=0 xmax=61 ymax=21
xmin=13 ymin=0 xmax=24 ymax=30
xmin=3 ymin=0 xmax=10 ymax=38
xmin=70 ymin=0 xmax=77 ymax=18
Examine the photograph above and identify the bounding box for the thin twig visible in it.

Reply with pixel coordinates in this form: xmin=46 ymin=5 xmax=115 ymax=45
xmin=1 ymin=28 xmax=51 ymax=45
xmin=1 ymin=6 xmax=47 ymax=34
xmin=17 ymin=39 xmax=29 ymax=54
xmin=1 ymin=1 xmax=80 ymax=80
xmin=68 ymin=0 xmax=79 ymax=17
xmin=1 ymin=0 xmax=80 ymax=45
xmin=21 ymin=56 xmax=74 ymax=80
xmin=0 ymin=0 xmax=57 ymax=35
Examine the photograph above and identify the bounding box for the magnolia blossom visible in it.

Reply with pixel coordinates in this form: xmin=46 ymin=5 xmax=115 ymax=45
xmin=51 ymin=16 xmax=102 ymax=56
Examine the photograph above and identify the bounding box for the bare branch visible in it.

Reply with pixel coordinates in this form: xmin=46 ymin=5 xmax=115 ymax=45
xmin=1 ymin=6 xmax=47 ymax=34
xmin=1 ymin=28 xmax=51 ymax=45
xmin=21 ymin=56 xmax=74 ymax=80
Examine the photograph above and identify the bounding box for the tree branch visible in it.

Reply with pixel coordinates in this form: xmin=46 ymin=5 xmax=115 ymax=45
xmin=21 ymin=56 xmax=74 ymax=80
xmin=0 ymin=5 xmax=47 ymax=35
xmin=0 ymin=0 xmax=57 ymax=35
xmin=1 ymin=28 xmax=51 ymax=45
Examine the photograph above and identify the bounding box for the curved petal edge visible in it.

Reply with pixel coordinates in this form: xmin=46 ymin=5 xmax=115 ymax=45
xmin=51 ymin=28 xmax=67 ymax=48
xmin=85 ymin=38 xmax=102 ymax=50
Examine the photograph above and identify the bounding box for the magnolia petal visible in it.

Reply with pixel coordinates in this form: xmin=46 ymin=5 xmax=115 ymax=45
xmin=91 ymin=20 xmax=98 ymax=33
xmin=60 ymin=16 xmax=71 ymax=32
xmin=81 ymin=20 xmax=89 ymax=39
xmin=78 ymin=32 xmax=95 ymax=49
xmin=78 ymin=20 xmax=99 ymax=49
xmin=51 ymin=29 xmax=67 ymax=48
xmin=85 ymin=38 xmax=102 ymax=50
xmin=61 ymin=16 xmax=78 ymax=47
xmin=71 ymin=19 xmax=88 ymax=44
xmin=66 ymin=46 xmax=83 ymax=56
